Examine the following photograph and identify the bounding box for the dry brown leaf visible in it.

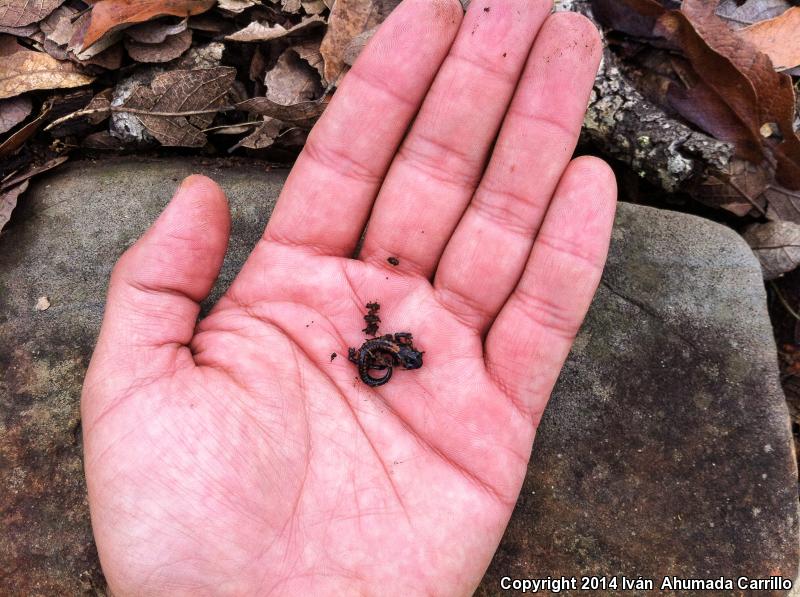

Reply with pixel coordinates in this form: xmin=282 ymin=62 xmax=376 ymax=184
xmin=698 ymin=158 xmax=770 ymax=216
xmin=40 ymin=5 xmax=79 ymax=47
xmin=125 ymin=28 xmax=192 ymax=63
xmin=0 ymin=95 xmax=31 ymax=133
xmin=0 ymin=22 xmax=37 ymax=36
xmin=1 ymin=155 xmax=68 ymax=189
xmin=0 ymin=36 xmax=94 ymax=100
xmin=0 ymin=0 xmax=64 ymax=28
xmin=0 ymin=102 xmax=50 ymax=156
xmin=738 ymin=6 xmax=800 ymax=71
xmin=81 ymin=0 xmax=215 ymax=50
xmin=282 ymin=0 xmax=302 ymax=13
xmin=237 ymin=96 xmax=328 ymax=127
xmin=743 ymin=220 xmax=800 ymax=279
xmin=236 ymin=117 xmax=282 ymax=149
xmin=265 ymin=48 xmax=321 ymax=105
xmin=0 ymin=178 xmax=27 ymax=231
xmin=0 ymin=155 xmax=67 ymax=232
xmin=764 ymin=184 xmax=800 ymax=222
xmin=292 ymin=37 xmax=325 ymax=77
xmin=126 ymin=18 xmax=188 ymax=44
xmin=122 ymin=66 xmax=235 ymax=147
xmin=226 ymin=14 xmax=324 ymax=42
xmin=302 ymin=0 xmax=327 ymax=15
xmin=218 ymin=0 xmax=259 ymax=13
xmin=716 ymin=0 xmax=791 ymax=28
xmin=319 ymin=0 xmax=399 ymax=85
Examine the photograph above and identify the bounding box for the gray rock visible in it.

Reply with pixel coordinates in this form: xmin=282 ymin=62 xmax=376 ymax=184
xmin=0 ymin=158 xmax=796 ymax=595
xmin=477 ymin=205 xmax=799 ymax=596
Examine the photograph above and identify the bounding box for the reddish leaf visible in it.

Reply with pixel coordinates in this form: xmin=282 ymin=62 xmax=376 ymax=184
xmin=738 ymin=6 xmax=800 ymax=70
xmin=81 ymin=0 xmax=215 ymax=50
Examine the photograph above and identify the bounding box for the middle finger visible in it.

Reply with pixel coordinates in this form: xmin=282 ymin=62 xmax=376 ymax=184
xmin=358 ymin=0 xmax=552 ymax=276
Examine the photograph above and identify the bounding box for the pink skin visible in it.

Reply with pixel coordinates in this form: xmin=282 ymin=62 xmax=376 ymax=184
xmin=81 ymin=0 xmax=617 ymax=595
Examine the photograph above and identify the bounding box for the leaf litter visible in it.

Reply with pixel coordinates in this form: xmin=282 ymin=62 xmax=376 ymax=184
xmin=0 ymin=0 xmax=402 ymax=232
xmin=592 ymin=0 xmax=800 ymax=275
xmin=0 ymin=0 xmax=798 ymax=286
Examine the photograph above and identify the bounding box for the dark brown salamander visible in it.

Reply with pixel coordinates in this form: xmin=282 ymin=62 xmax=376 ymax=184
xmin=348 ymin=333 xmax=423 ymax=387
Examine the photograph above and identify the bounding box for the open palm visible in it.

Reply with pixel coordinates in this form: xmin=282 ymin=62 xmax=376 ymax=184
xmin=82 ymin=0 xmax=616 ymax=595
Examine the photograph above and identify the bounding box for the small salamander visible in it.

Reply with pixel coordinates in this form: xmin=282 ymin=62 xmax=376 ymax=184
xmin=349 ymin=333 xmax=424 ymax=387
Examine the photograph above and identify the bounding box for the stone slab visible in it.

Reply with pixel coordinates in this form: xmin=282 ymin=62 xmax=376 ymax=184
xmin=0 ymin=158 xmax=796 ymax=595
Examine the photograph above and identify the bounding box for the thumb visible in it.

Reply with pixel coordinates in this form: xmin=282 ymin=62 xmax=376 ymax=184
xmin=92 ymin=175 xmax=230 ymax=374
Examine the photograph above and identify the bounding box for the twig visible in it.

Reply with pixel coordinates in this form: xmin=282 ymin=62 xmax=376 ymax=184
xmin=44 ymin=105 xmax=237 ymax=131
xmin=120 ymin=106 xmax=235 ymax=117
xmin=70 ymin=6 xmax=92 ymax=23
xmin=202 ymin=121 xmax=263 ymax=133
xmin=771 ymin=281 xmax=800 ymax=321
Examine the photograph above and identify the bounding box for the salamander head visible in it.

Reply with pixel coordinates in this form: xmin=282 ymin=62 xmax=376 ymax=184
xmin=397 ymin=346 xmax=423 ymax=370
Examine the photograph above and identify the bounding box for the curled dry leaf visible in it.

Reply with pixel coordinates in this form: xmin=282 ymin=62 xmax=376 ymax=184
xmin=743 ymin=221 xmax=800 ymax=279
xmin=0 ymin=103 xmax=50 ymax=157
xmin=265 ymin=48 xmax=321 ymax=105
xmin=217 ymin=0 xmax=259 ymax=12
xmin=237 ymin=46 xmax=322 ymax=150
xmin=0 ymin=0 xmax=64 ymax=28
xmin=125 ymin=28 xmax=192 ymax=63
xmin=0 ymin=95 xmax=31 ymax=134
xmin=121 ymin=66 xmax=236 ymax=147
xmin=226 ymin=14 xmax=324 ymax=42
xmin=1 ymin=155 xmax=68 ymax=190
xmin=126 ymin=18 xmax=188 ymax=44
xmin=237 ymin=96 xmax=328 ymax=127
xmin=0 ymin=155 xmax=67 ymax=230
xmin=0 ymin=35 xmax=94 ymax=100
xmin=293 ymin=37 xmax=325 ymax=77
xmin=81 ymin=0 xmax=215 ymax=51
xmin=738 ymin=7 xmax=800 ymax=71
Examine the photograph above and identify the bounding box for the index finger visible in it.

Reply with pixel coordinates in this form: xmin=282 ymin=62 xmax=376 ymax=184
xmin=262 ymin=0 xmax=463 ymax=257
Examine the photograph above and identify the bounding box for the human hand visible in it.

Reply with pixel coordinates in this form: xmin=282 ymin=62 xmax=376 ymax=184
xmin=81 ymin=0 xmax=616 ymax=594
